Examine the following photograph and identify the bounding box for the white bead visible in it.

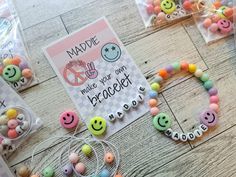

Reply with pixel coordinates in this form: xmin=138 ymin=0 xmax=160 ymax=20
xmin=171 ymin=132 xmax=180 ymax=141
xmin=2 ymin=139 xmax=11 ymax=146
xmin=199 ymin=124 xmax=208 ymax=132
xmin=0 ymin=125 xmax=8 ymax=136
xmin=194 ymin=69 xmax=203 ymax=78
xmin=164 ymin=128 xmax=173 ymax=137
xmin=138 ymin=85 xmax=145 ymax=94
xmin=10 ymin=81 xmax=21 ymax=90
xmin=154 ymin=76 xmax=163 ymax=83
xmin=131 ymin=100 xmax=138 ymax=108
xmin=19 ymin=77 xmax=28 ymax=85
xmin=115 ymin=111 xmax=124 ymax=120
xmin=187 ymin=132 xmax=196 ymax=141
xmin=180 ymin=133 xmax=188 ymax=142
xmin=7 ymin=144 xmax=16 ymax=152
xmin=16 ymin=114 xmax=26 ymax=122
xmin=136 ymin=94 xmax=144 ymax=102
xmin=15 ymin=125 xmax=24 ymax=135
xmin=122 ymin=103 xmax=131 ymax=111
xmin=0 ymin=115 xmax=8 ymax=125
xmin=194 ymin=129 xmax=203 ymax=138
xmin=21 ymin=121 xmax=29 ymax=130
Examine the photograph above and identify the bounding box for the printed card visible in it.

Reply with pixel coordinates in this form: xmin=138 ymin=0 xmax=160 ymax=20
xmin=43 ymin=18 xmax=150 ymax=138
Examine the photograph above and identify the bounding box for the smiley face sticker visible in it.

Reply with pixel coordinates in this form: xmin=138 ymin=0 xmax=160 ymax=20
xmin=101 ymin=43 xmax=121 ymax=62
xmin=59 ymin=111 xmax=79 ymax=129
xmin=153 ymin=113 xmax=172 ymax=131
xmin=161 ymin=0 xmax=176 ymax=14
xmin=2 ymin=65 xmax=21 ymax=82
xmin=88 ymin=116 xmax=107 ymax=136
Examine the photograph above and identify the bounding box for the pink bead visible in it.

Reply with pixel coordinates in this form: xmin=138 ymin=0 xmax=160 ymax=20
xmin=7 ymin=119 xmax=18 ymax=129
xmin=69 ymin=152 xmax=80 ymax=164
xmin=146 ymin=4 xmax=154 ymax=14
xmin=217 ymin=19 xmax=233 ymax=34
xmin=203 ymin=18 xmax=212 ymax=28
xmin=157 ymin=12 xmax=166 ymax=21
xmin=75 ymin=163 xmax=86 ymax=174
xmin=146 ymin=0 xmax=153 ymax=4
xmin=59 ymin=111 xmax=79 ymax=129
xmin=209 ymin=23 xmax=218 ymax=33
xmin=209 ymin=103 xmax=219 ymax=113
xmin=210 ymin=96 xmax=219 ymax=104
xmin=154 ymin=6 xmax=161 ymax=14
xmin=150 ymin=107 xmax=159 ymax=116
xmin=211 ymin=15 xmax=220 ymax=23
xmin=8 ymin=129 xmax=18 ymax=139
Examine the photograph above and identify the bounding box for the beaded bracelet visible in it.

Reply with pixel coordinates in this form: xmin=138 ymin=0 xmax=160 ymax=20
xmin=148 ymin=61 xmax=219 ymax=142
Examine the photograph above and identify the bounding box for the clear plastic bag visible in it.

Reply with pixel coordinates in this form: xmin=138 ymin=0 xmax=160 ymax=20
xmin=0 ymin=0 xmax=38 ymax=91
xmin=194 ymin=0 xmax=234 ymax=43
xmin=135 ymin=0 xmax=205 ymax=27
xmin=0 ymin=77 xmax=43 ymax=156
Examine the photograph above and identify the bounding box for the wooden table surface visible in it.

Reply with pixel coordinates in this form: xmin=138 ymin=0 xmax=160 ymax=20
xmin=8 ymin=0 xmax=236 ymax=176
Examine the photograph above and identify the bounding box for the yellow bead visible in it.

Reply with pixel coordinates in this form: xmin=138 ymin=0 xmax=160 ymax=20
xmin=3 ymin=58 xmax=12 ymax=66
xmin=17 ymin=165 xmax=31 ymax=177
xmin=6 ymin=108 xmax=18 ymax=119
xmin=151 ymin=83 xmax=160 ymax=92
xmin=160 ymin=0 xmax=176 ymax=14
xmin=188 ymin=64 xmax=197 ymax=73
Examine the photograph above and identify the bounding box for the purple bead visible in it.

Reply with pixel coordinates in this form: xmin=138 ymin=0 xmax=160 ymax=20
xmin=19 ymin=61 xmax=29 ymax=70
xmin=208 ymin=88 xmax=218 ymax=96
xmin=62 ymin=164 xmax=73 ymax=175
xmin=200 ymin=109 xmax=218 ymax=127
xmin=165 ymin=65 xmax=174 ymax=73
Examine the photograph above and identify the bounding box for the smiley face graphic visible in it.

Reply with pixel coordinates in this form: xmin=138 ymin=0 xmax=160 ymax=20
xmin=88 ymin=116 xmax=107 ymax=136
xmin=2 ymin=65 xmax=21 ymax=82
xmin=59 ymin=111 xmax=79 ymax=129
xmin=101 ymin=43 xmax=121 ymax=62
xmin=161 ymin=0 xmax=176 ymax=14
xmin=153 ymin=113 xmax=172 ymax=131
xmin=200 ymin=109 xmax=218 ymax=127
xmin=217 ymin=19 xmax=232 ymax=34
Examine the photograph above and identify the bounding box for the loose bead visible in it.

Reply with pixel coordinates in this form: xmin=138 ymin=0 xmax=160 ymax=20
xmin=6 ymin=108 xmax=17 ymax=119
xmin=183 ymin=0 xmax=192 ymax=10
xmin=21 ymin=121 xmax=30 ymax=130
xmin=157 ymin=12 xmax=166 ymax=21
xmin=210 ymin=95 xmax=219 ymax=103
xmin=3 ymin=58 xmax=12 ymax=66
xmin=115 ymin=174 xmax=123 ymax=177
xmin=172 ymin=62 xmax=181 ymax=71
xmin=100 ymin=169 xmax=110 ymax=177
xmin=208 ymin=88 xmax=218 ymax=96
xmin=69 ymin=152 xmax=80 ymax=163
xmin=62 ymin=164 xmax=73 ymax=176
xmin=149 ymin=99 xmax=157 ymax=107
xmin=81 ymin=144 xmax=92 ymax=156
xmin=150 ymin=107 xmax=159 ymax=116
xmin=194 ymin=129 xmax=203 ymax=138
xmin=188 ymin=64 xmax=197 ymax=73
xmin=159 ymin=69 xmax=168 ymax=79
xmin=187 ymin=132 xmax=195 ymax=141
xmin=0 ymin=125 xmax=8 ymax=136
xmin=171 ymin=132 xmax=179 ymax=141
xmin=151 ymin=83 xmax=160 ymax=91
xmin=164 ymin=128 xmax=173 ymax=137
xmin=19 ymin=61 xmax=29 ymax=70
xmin=199 ymin=124 xmax=208 ymax=132
xmin=180 ymin=61 xmax=189 ymax=71
xmin=75 ymin=163 xmax=86 ymax=174
xmin=42 ymin=166 xmax=54 ymax=177
xmin=149 ymin=90 xmax=158 ymax=98
xmin=8 ymin=119 xmax=18 ymax=129
xmin=203 ymin=18 xmax=212 ymax=28
xmin=31 ymin=174 xmax=40 ymax=177
xmin=153 ymin=0 xmax=160 ymax=5
xmin=209 ymin=23 xmax=218 ymax=33
xmin=154 ymin=6 xmax=161 ymax=14
xmin=213 ymin=1 xmax=221 ymax=8
xmin=204 ymin=80 xmax=213 ymax=90
xmin=105 ymin=152 xmax=114 ymax=163
xmin=17 ymin=165 xmax=31 ymax=177
xmin=16 ymin=125 xmax=24 ymax=135
xmin=180 ymin=133 xmax=188 ymax=142
xmin=22 ymin=69 xmax=33 ymax=78
xmin=209 ymin=103 xmax=219 ymax=112
xmin=194 ymin=69 xmax=203 ymax=78
xmin=11 ymin=57 xmax=21 ymax=66
xmin=200 ymin=73 xmax=209 ymax=82
xmin=153 ymin=75 xmax=163 ymax=83
xmin=211 ymin=15 xmax=220 ymax=23
xmin=0 ymin=115 xmax=8 ymax=125
xmin=8 ymin=129 xmax=18 ymax=139
xmin=146 ymin=4 xmax=154 ymax=14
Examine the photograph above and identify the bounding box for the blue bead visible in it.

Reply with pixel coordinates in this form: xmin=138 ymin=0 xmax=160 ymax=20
xmin=149 ymin=90 xmax=158 ymax=98
xmin=99 ymin=169 xmax=110 ymax=177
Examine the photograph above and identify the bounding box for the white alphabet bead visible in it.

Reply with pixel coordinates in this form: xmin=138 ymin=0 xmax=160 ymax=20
xmin=7 ymin=144 xmax=16 ymax=152
xmin=187 ymin=132 xmax=195 ymax=141
xmin=21 ymin=121 xmax=29 ymax=130
xmin=122 ymin=103 xmax=131 ymax=111
xmin=16 ymin=114 xmax=26 ymax=122
xmin=136 ymin=94 xmax=144 ymax=102
xmin=138 ymin=85 xmax=145 ymax=94
xmin=19 ymin=77 xmax=28 ymax=86
xmin=164 ymin=128 xmax=173 ymax=137
xmin=115 ymin=111 xmax=124 ymax=120
xmin=131 ymin=100 xmax=138 ymax=108
xmin=2 ymin=139 xmax=11 ymax=146
xmin=15 ymin=126 xmax=24 ymax=135
xmin=180 ymin=133 xmax=188 ymax=142
xmin=10 ymin=81 xmax=21 ymax=90
xmin=171 ymin=132 xmax=180 ymax=141
xmin=194 ymin=129 xmax=203 ymax=138
xmin=199 ymin=124 xmax=208 ymax=132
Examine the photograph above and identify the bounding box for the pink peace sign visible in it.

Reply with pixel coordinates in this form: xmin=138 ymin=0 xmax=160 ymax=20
xmin=63 ymin=60 xmax=88 ymax=86
xmin=85 ymin=62 xmax=98 ymax=79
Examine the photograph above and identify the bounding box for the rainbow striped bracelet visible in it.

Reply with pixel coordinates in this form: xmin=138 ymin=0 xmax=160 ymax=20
xmin=149 ymin=61 xmax=219 ymax=142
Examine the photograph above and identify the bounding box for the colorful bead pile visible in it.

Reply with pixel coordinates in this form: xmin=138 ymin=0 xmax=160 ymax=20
xmin=0 ymin=56 xmax=33 ymax=90
xmin=148 ymin=61 xmax=219 ymax=142
xmin=0 ymin=107 xmax=30 ymax=139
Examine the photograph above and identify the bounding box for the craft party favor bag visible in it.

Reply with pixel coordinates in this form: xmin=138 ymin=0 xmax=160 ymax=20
xmin=0 ymin=0 xmax=38 ymax=91
xmin=0 ymin=77 xmax=43 ymax=156
xmin=135 ymin=0 xmax=205 ymax=27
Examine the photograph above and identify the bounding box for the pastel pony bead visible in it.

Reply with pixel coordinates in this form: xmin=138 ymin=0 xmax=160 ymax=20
xmin=81 ymin=144 xmax=92 ymax=156
xmin=149 ymin=90 xmax=158 ymax=98
xmin=42 ymin=166 xmax=54 ymax=177
xmin=75 ymin=163 xmax=86 ymax=174
xmin=151 ymin=83 xmax=160 ymax=91
xmin=105 ymin=152 xmax=114 ymax=164
xmin=17 ymin=165 xmax=31 ymax=177
xmin=158 ymin=69 xmax=168 ymax=79
xmin=6 ymin=108 xmax=18 ymax=119
xmin=62 ymin=164 xmax=73 ymax=176
xmin=100 ymin=169 xmax=110 ymax=177
xmin=69 ymin=152 xmax=80 ymax=163
xmin=150 ymin=107 xmax=159 ymax=116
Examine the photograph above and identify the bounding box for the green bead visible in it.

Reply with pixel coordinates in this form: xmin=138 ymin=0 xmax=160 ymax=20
xmin=2 ymin=65 xmax=21 ymax=82
xmin=151 ymin=83 xmax=160 ymax=91
xmin=81 ymin=144 xmax=92 ymax=156
xmin=200 ymin=73 xmax=209 ymax=82
xmin=172 ymin=62 xmax=180 ymax=71
xmin=42 ymin=166 xmax=54 ymax=177
xmin=152 ymin=113 xmax=172 ymax=131
xmin=204 ymin=80 xmax=213 ymax=90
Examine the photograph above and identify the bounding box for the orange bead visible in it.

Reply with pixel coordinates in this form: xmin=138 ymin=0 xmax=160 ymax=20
xmin=8 ymin=129 xmax=18 ymax=139
xmin=11 ymin=57 xmax=21 ymax=66
xmin=180 ymin=61 xmax=189 ymax=71
xmin=149 ymin=99 xmax=157 ymax=107
xmin=213 ymin=1 xmax=221 ymax=9
xmin=224 ymin=8 xmax=233 ymax=18
xmin=31 ymin=175 xmax=40 ymax=177
xmin=0 ymin=66 xmax=3 ymax=75
xmin=183 ymin=1 xmax=192 ymax=11
xmin=115 ymin=174 xmax=123 ymax=177
xmin=154 ymin=6 xmax=161 ymax=14
xmin=104 ymin=152 xmax=114 ymax=164
xmin=22 ymin=69 xmax=33 ymax=78
xmin=158 ymin=69 xmax=168 ymax=79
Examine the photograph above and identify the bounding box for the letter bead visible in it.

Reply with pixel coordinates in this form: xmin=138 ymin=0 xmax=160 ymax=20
xmin=122 ymin=103 xmax=131 ymax=111
xmin=138 ymin=85 xmax=146 ymax=94
xmin=131 ymin=100 xmax=138 ymax=108
xmin=16 ymin=114 xmax=26 ymax=122
xmin=16 ymin=125 xmax=24 ymax=135
xmin=164 ymin=128 xmax=173 ymax=137
xmin=21 ymin=121 xmax=30 ymax=130
xmin=194 ymin=129 xmax=203 ymax=138
xmin=115 ymin=111 xmax=124 ymax=119
xmin=11 ymin=81 xmax=21 ymax=90
xmin=137 ymin=94 xmax=144 ymax=102
xmin=171 ymin=132 xmax=179 ymax=141
xmin=199 ymin=124 xmax=208 ymax=132
xmin=187 ymin=132 xmax=195 ymax=141
xmin=108 ymin=114 xmax=116 ymax=122
xmin=19 ymin=77 xmax=28 ymax=86
xmin=180 ymin=133 xmax=188 ymax=142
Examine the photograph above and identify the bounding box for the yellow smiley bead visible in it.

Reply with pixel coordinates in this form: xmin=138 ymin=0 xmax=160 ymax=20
xmin=6 ymin=108 xmax=18 ymax=119
xmin=188 ymin=64 xmax=197 ymax=73
xmin=160 ymin=0 xmax=176 ymax=14
xmin=88 ymin=116 xmax=107 ymax=136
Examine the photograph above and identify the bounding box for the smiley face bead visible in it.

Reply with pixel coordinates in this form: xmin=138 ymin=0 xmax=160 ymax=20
xmin=200 ymin=109 xmax=218 ymax=127
xmin=217 ymin=19 xmax=232 ymax=34
xmin=88 ymin=116 xmax=107 ymax=136
xmin=161 ymin=0 xmax=176 ymax=14
xmin=2 ymin=65 xmax=21 ymax=82
xmin=59 ymin=111 xmax=79 ymax=129
xmin=153 ymin=113 xmax=172 ymax=131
